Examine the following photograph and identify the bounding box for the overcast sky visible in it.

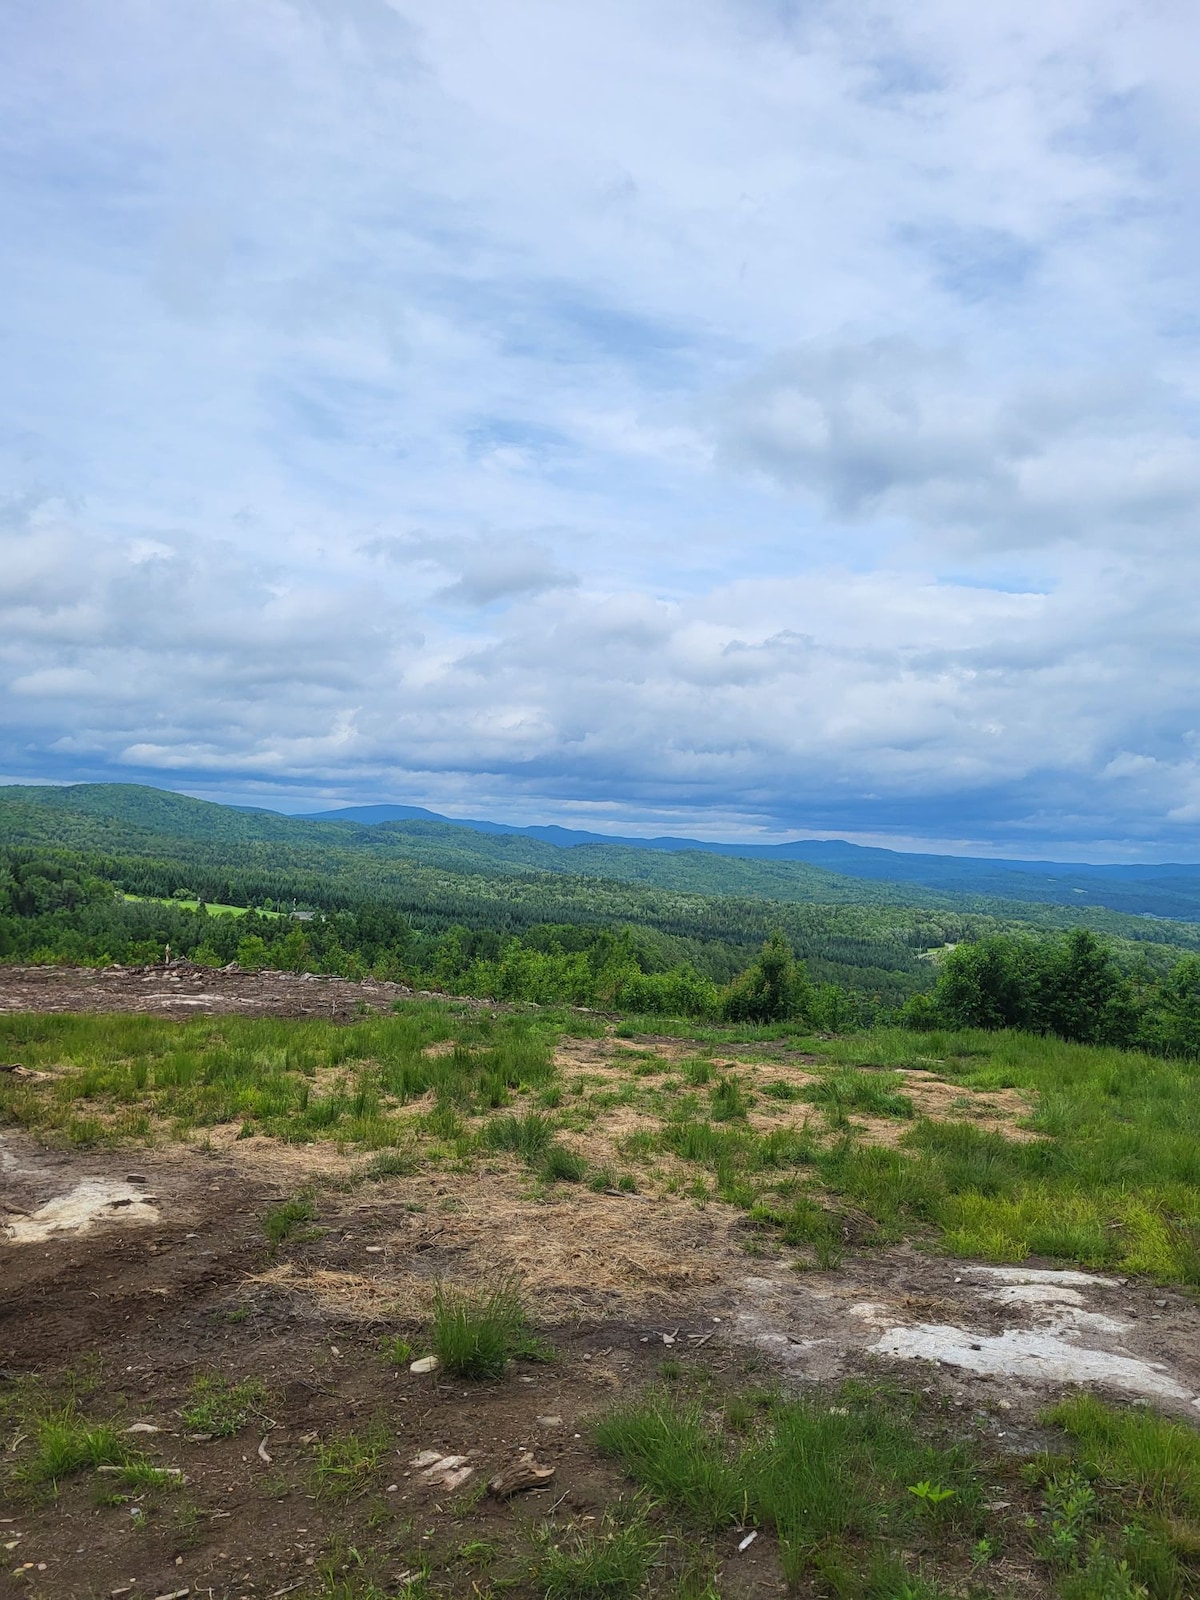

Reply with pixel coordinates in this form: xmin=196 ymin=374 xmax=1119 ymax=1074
xmin=3 ymin=1 xmax=1200 ymax=858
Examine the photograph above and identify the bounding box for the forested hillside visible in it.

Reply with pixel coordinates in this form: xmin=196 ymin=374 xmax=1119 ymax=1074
xmin=4 ymin=784 xmax=1200 ymax=1021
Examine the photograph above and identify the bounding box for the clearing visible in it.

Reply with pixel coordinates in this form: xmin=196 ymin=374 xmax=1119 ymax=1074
xmin=3 ymin=965 xmax=1200 ymax=1600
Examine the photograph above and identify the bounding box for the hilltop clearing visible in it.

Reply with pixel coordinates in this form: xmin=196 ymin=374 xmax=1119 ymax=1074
xmin=4 ymin=973 xmax=1200 ymax=1597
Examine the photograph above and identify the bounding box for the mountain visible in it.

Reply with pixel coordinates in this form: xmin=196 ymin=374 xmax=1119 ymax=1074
xmin=305 ymin=802 xmax=1200 ymax=920
xmin=5 ymin=781 xmax=1200 ymax=923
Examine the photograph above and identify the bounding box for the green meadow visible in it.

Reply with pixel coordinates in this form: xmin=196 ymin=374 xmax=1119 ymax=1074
xmin=4 ymin=1006 xmax=1200 ymax=1284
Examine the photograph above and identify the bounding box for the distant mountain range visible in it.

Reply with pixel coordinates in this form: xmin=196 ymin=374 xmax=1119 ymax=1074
xmin=302 ymin=801 xmax=1200 ymax=916
xmin=5 ymin=782 xmax=1200 ymax=923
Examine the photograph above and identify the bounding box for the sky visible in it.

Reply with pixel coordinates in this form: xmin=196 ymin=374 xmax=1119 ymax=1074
xmin=3 ymin=0 xmax=1200 ymax=859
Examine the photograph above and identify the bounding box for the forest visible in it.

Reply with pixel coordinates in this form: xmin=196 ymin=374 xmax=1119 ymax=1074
xmin=5 ymin=843 xmax=1200 ymax=1054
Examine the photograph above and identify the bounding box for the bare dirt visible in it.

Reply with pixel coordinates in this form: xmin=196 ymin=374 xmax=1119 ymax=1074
xmin=0 ymin=963 xmax=491 ymax=1023
xmin=3 ymin=968 xmax=1200 ymax=1598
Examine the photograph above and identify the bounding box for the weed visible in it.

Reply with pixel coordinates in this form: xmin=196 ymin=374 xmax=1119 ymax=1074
xmin=534 ymin=1504 xmax=661 ymax=1599
xmin=379 ymin=1335 xmax=413 ymax=1366
xmin=312 ymin=1426 xmax=389 ymax=1498
xmin=263 ymin=1191 xmax=318 ymax=1247
xmin=180 ymin=1375 xmax=268 ymax=1438
xmin=431 ymin=1275 xmax=552 ymax=1379
xmin=908 ymin=1479 xmax=956 ymax=1508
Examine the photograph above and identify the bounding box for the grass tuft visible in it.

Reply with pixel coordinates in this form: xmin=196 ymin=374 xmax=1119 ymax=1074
xmin=431 ymin=1275 xmax=552 ymax=1379
xmin=534 ymin=1504 xmax=661 ymax=1600
xmin=180 ymin=1375 xmax=268 ymax=1437
xmin=263 ymin=1191 xmax=318 ymax=1248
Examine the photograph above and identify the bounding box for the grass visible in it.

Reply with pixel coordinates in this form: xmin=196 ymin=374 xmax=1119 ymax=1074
xmin=264 ymin=1191 xmax=318 ymax=1247
xmin=7 ymin=1001 xmax=1200 ymax=1284
xmin=482 ymin=1108 xmax=556 ymax=1162
xmin=595 ymin=1382 xmax=985 ymax=1588
xmin=180 ymin=1375 xmax=268 ymax=1437
xmin=543 ymin=1142 xmax=588 ymax=1182
xmin=122 ymin=892 xmax=278 ymax=918
xmin=0 ymin=1004 xmax=560 ymax=1148
xmin=805 ymin=1067 xmax=915 ymax=1120
xmin=430 ymin=1275 xmax=551 ymax=1379
xmin=532 ymin=1504 xmax=660 ymax=1599
xmin=312 ymin=1426 xmax=390 ymax=1497
xmin=16 ymin=1406 xmax=129 ymax=1486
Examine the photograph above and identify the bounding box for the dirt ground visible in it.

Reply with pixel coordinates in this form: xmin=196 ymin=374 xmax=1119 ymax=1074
xmin=4 ymin=969 xmax=1200 ymax=1599
xmin=0 ymin=962 xmax=477 ymax=1024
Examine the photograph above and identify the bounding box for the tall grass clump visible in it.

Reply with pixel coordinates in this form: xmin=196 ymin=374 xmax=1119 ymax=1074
xmin=430 ymin=1276 xmax=551 ymax=1379
xmin=482 ymin=1109 xmax=556 ymax=1164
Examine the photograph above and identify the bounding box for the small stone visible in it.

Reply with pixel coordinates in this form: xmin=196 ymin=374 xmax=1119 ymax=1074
xmin=409 ymin=1355 xmax=440 ymax=1374
xmin=536 ymin=1415 xmax=563 ymax=1428
xmin=125 ymin=1422 xmax=161 ymax=1434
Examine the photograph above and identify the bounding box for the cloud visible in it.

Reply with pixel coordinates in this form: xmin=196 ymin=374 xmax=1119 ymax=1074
xmin=3 ymin=1 xmax=1200 ymax=853
xmin=365 ymin=532 xmax=578 ymax=604
xmin=721 ymin=343 xmax=1200 ymax=550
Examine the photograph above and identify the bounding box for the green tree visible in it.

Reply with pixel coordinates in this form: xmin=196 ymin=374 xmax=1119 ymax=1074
xmin=720 ymin=932 xmax=813 ymax=1023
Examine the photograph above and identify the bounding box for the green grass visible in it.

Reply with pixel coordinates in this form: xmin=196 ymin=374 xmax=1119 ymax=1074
xmin=595 ymin=1383 xmax=984 ymax=1588
xmin=16 ymin=1406 xmax=129 ymax=1486
xmin=180 ymin=1375 xmax=268 ymax=1437
xmin=312 ymin=1426 xmax=389 ymax=1497
xmin=543 ymin=1143 xmax=588 ymax=1182
xmin=264 ymin=1191 xmax=318 ymax=1248
xmin=805 ymin=1067 xmax=914 ymax=1120
xmin=122 ymin=892 xmax=278 ymax=918
xmin=430 ymin=1276 xmax=551 ymax=1379
xmin=0 ymin=1004 xmax=560 ymax=1148
xmin=482 ymin=1108 xmax=556 ymax=1163
xmin=7 ymin=1003 xmax=1200 ymax=1284
xmin=532 ymin=1504 xmax=660 ymax=1599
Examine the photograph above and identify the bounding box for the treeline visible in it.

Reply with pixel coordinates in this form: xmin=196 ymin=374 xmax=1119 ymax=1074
xmin=0 ymin=855 xmax=864 ymax=1026
xmin=906 ymin=929 xmax=1200 ymax=1057
xmin=8 ymin=851 xmax=1200 ymax=1052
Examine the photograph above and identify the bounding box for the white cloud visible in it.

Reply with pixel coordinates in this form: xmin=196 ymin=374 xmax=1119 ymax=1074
xmin=2 ymin=1 xmax=1200 ymax=852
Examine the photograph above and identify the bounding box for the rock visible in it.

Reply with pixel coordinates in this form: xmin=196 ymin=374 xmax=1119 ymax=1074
xmin=535 ymin=1415 xmax=563 ymax=1428
xmin=125 ymin=1422 xmax=161 ymax=1434
xmin=487 ymin=1451 xmax=555 ymax=1497
xmin=409 ymin=1355 xmax=440 ymax=1374
xmin=411 ymin=1449 xmax=474 ymax=1490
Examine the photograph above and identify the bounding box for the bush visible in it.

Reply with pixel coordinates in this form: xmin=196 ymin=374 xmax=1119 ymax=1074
xmin=720 ymin=932 xmax=813 ymax=1024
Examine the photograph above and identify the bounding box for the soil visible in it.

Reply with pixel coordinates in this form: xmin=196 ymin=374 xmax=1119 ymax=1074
xmin=0 ymin=963 xmax=485 ymax=1023
xmin=3 ymin=968 xmax=1200 ymax=1599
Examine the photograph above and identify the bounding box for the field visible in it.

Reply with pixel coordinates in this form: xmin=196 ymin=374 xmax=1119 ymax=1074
xmin=4 ymin=966 xmax=1200 ymax=1599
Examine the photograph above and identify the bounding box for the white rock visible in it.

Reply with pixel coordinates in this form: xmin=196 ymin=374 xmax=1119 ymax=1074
xmin=410 ymin=1355 xmax=441 ymax=1374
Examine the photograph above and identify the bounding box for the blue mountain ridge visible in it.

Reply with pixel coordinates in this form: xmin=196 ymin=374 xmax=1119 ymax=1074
xmin=304 ymin=804 xmax=1200 ymax=897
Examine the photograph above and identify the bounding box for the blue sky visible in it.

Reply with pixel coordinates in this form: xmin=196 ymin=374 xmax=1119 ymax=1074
xmin=3 ymin=0 xmax=1200 ymax=858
